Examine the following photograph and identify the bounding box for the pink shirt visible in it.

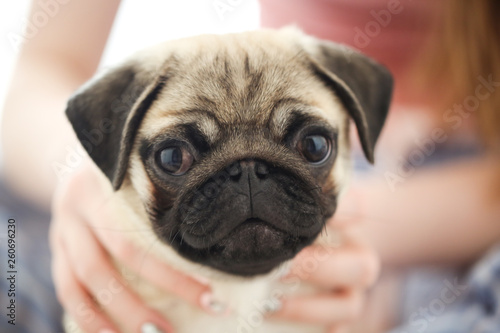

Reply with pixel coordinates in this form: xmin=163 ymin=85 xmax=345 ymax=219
xmin=260 ymin=0 xmax=441 ymax=105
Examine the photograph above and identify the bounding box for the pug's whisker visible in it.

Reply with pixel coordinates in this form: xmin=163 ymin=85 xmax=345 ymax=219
xmin=171 ymin=229 xmax=181 ymax=243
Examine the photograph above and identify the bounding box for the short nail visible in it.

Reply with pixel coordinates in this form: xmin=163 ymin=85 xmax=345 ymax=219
xmin=141 ymin=322 xmax=165 ymax=333
xmin=99 ymin=329 xmax=116 ymax=333
xmin=263 ymin=299 xmax=282 ymax=313
xmin=200 ymin=292 xmax=229 ymax=315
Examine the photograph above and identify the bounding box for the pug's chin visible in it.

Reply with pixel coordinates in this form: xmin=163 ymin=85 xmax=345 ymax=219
xmin=172 ymin=219 xmax=314 ymax=276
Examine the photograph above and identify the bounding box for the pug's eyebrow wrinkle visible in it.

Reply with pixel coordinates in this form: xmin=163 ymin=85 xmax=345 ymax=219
xmin=281 ymin=110 xmax=315 ymax=141
xmin=166 ymin=109 xmax=221 ymax=144
xmin=178 ymin=123 xmax=211 ymax=153
xmin=267 ymin=97 xmax=305 ymax=129
xmin=269 ymin=99 xmax=327 ymax=140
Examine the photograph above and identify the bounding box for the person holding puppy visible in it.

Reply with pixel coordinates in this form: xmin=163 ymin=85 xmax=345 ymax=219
xmin=1 ymin=1 xmax=500 ymax=333
xmin=0 ymin=2 xmax=382 ymax=332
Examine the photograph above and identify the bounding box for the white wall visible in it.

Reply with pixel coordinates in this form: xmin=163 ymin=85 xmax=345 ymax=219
xmin=101 ymin=0 xmax=260 ymax=67
xmin=0 ymin=1 xmax=31 ymax=117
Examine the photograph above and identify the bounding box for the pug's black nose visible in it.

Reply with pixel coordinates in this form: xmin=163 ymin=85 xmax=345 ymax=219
xmin=254 ymin=161 xmax=269 ymax=177
xmin=229 ymin=159 xmax=269 ymax=182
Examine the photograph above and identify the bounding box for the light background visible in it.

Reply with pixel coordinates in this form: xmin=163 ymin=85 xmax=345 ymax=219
xmin=0 ymin=0 xmax=260 ymax=162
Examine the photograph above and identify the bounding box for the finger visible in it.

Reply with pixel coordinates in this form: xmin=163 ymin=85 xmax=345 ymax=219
xmin=88 ymin=202 xmax=211 ymax=311
xmin=52 ymin=238 xmax=117 ymax=333
xmin=328 ymin=186 xmax=366 ymax=227
xmin=57 ymin=164 xmax=216 ymax=314
xmin=286 ymin=244 xmax=380 ymax=289
xmin=64 ymin=214 xmax=174 ymax=333
xmin=327 ymin=325 xmax=350 ymax=333
xmin=271 ymin=291 xmax=364 ymax=325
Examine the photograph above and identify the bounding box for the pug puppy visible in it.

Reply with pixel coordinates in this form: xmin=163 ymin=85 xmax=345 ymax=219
xmin=64 ymin=28 xmax=392 ymax=333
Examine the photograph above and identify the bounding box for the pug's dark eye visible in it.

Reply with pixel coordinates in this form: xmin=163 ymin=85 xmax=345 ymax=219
xmin=157 ymin=147 xmax=193 ymax=175
xmin=299 ymin=135 xmax=332 ymax=164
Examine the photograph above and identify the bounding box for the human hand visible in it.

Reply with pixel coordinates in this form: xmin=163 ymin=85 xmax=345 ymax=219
xmin=270 ymin=189 xmax=380 ymax=333
xmin=50 ymin=161 xmax=214 ymax=333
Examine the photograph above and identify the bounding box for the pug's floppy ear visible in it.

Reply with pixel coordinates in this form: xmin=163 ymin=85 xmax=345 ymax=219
xmin=66 ymin=61 xmax=167 ymax=190
xmin=306 ymin=41 xmax=393 ymax=163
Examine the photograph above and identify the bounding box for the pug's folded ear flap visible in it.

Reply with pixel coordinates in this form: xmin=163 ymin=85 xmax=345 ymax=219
xmin=66 ymin=61 xmax=167 ymax=190
xmin=306 ymin=41 xmax=393 ymax=163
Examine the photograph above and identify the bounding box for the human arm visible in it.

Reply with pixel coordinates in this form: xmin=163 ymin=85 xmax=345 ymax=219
xmin=352 ymin=156 xmax=500 ymax=267
xmin=1 ymin=1 xmax=210 ymax=331
xmin=269 ymin=155 xmax=500 ymax=332
xmin=1 ymin=0 xmax=121 ymax=208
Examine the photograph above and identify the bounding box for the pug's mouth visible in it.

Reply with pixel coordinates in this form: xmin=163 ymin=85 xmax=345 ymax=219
xmin=171 ymin=218 xmax=312 ymax=276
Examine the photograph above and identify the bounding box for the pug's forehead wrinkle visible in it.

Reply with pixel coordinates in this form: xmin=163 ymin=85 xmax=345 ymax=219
xmin=269 ymin=100 xmax=335 ymax=138
xmin=139 ymin=33 xmax=349 ymax=158
xmin=139 ymin=108 xmax=220 ymax=142
xmin=168 ymin=109 xmax=223 ymax=145
xmin=165 ymin=50 xmax=305 ymax=109
xmin=140 ymin=103 xmax=339 ymax=159
xmin=267 ymin=98 xmax=306 ymax=136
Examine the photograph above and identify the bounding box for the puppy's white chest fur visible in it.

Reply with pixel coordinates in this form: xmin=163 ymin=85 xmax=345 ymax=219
xmin=134 ymin=271 xmax=321 ymax=333
xmin=101 ymin=187 xmax=324 ymax=333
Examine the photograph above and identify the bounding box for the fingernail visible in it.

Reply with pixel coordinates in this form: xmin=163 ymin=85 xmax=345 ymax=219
xmin=141 ymin=322 xmax=165 ymax=333
xmin=99 ymin=329 xmax=117 ymax=333
xmin=200 ymin=292 xmax=229 ymax=315
xmin=263 ymin=299 xmax=282 ymax=313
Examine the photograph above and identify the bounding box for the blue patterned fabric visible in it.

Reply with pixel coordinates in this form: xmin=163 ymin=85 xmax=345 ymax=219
xmin=0 ymin=180 xmax=63 ymax=333
xmin=390 ymin=245 xmax=500 ymax=333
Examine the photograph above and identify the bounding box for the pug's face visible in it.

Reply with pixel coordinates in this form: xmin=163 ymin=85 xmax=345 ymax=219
xmin=66 ymin=29 xmax=392 ymax=276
